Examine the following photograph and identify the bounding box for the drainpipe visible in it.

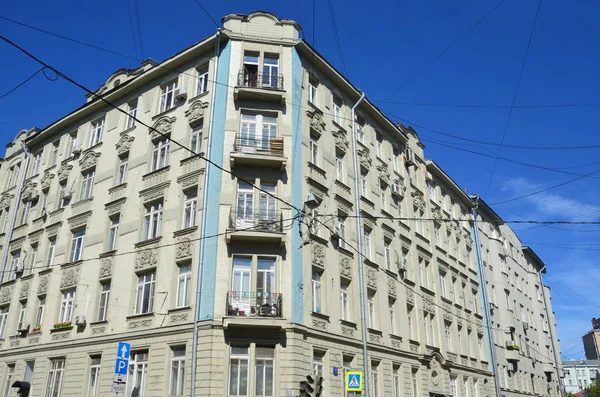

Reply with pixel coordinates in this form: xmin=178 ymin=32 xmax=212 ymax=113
xmin=538 ymin=265 xmax=565 ymax=397
xmin=190 ymin=28 xmax=221 ymax=397
xmin=350 ymin=92 xmax=369 ymax=397
xmin=0 ymin=141 xmax=30 ymax=284
xmin=471 ymin=196 xmax=502 ymax=397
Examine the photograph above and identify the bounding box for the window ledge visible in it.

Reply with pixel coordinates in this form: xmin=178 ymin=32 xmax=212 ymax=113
xmin=152 ymin=106 xmax=178 ymax=120
xmin=142 ymin=165 xmax=171 ymax=180
xmin=50 ymin=326 xmax=73 ymax=333
xmin=83 ymin=142 xmax=103 ymax=154
xmin=340 ymin=319 xmax=357 ymax=328
xmin=61 ymin=260 xmax=83 ymax=270
xmin=168 ymin=306 xmax=191 ymax=314
xmin=389 ymin=333 xmax=403 ymax=342
xmin=99 ymin=250 xmax=116 ymax=259
xmin=174 ymin=226 xmax=198 ymax=237
xmin=89 ymin=320 xmax=108 ymax=326
xmin=383 ymin=269 xmax=397 ymax=279
xmin=337 ymin=246 xmax=354 ymax=258
xmin=0 ymin=279 xmax=16 ymax=287
xmin=368 ymin=328 xmax=383 ymax=336
xmin=419 ymin=285 xmax=436 ymax=296
xmin=120 ymin=126 xmax=136 ymax=136
xmin=135 ymin=236 xmax=163 ymax=248
xmin=441 ymin=296 xmax=453 ymax=304
xmin=187 ymin=91 xmax=209 ymax=104
xmin=311 ymin=311 xmax=329 ymax=321
xmin=39 ymin=267 xmax=53 ymax=276
xmin=20 ymin=273 xmax=34 ymax=281
xmin=332 ymin=119 xmax=347 ymax=132
xmin=306 ymin=100 xmax=323 ymax=114
xmin=126 ymin=312 xmax=155 ymax=320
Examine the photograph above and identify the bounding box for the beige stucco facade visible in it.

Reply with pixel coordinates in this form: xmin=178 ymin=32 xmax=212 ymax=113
xmin=0 ymin=11 xmax=561 ymax=397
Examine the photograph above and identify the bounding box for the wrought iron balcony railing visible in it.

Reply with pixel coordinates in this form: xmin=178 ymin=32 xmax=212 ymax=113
xmin=228 ymin=209 xmax=283 ymax=233
xmin=237 ymin=71 xmax=284 ymax=90
xmin=226 ymin=291 xmax=282 ymax=318
xmin=233 ymin=134 xmax=284 ymax=157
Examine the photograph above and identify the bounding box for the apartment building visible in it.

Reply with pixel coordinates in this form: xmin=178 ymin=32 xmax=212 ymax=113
xmin=562 ymin=359 xmax=600 ymax=394
xmin=0 ymin=11 xmax=560 ymax=397
xmin=582 ymin=318 xmax=600 ymax=360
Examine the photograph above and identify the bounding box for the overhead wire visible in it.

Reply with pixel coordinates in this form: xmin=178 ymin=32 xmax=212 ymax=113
xmin=191 ymin=0 xmax=220 ymax=29
xmin=374 ymin=99 xmax=600 ymax=109
xmin=126 ymin=0 xmax=140 ymax=59
xmin=326 ymin=0 xmax=348 ymax=77
xmin=0 ymin=67 xmax=44 ymax=100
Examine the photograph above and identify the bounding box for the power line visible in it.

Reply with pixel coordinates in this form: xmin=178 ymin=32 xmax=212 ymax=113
xmin=485 ymin=0 xmax=543 ymax=195
xmin=132 ymin=0 xmax=145 ymax=59
xmin=0 ymin=67 xmax=44 ymax=100
xmin=126 ymin=0 xmax=140 ymax=59
xmin=0 ymin=15 xmax=139 ymax=61
xmin=375 ymin=99 xmax=600 ymax=109
xmin=383 ymin=0 xmax=506 ymax=100
xmin=326 ymin=0 xmax=348 ymax=77
xmin=293 ymin=0 xmax=304 ymax=38
xmin=191 ymin=0 xmax=220 ymax=28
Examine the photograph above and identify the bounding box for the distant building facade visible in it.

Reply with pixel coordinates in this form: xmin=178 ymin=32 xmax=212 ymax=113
xmin=562 ymin=359 xmax=600 ymax=394
xmin=582 ymin=318 xmax=600 ymax=360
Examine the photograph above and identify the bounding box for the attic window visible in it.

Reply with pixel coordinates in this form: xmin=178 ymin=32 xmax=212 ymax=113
xmin=113 ymin=79 xmax=121 ymax=88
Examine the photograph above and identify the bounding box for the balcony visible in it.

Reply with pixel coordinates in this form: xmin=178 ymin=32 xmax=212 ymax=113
xmin=223 ymin=291 xmax=284 ymax=329
xmin=230 ymin=134 xmax=286 ymax=170
xmin=234 ymin=72 xmax=285 ymax=104
xmin=226 ymin=209 xmax=285 ymax=246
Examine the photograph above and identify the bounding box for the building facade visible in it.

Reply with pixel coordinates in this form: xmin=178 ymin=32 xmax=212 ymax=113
xmin=0 ymin=11 xmax=561 ymax=397
xmin=562 ymin=359 xmax=600 ymax=394
xmin=582 ymin=319 xmax=600 ymax=360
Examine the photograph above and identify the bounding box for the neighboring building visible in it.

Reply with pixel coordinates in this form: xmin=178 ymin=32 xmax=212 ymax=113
xmin=0 ymin=11 xmax=562 ymax=397
xmin=562 ymin=359 xmax=600 ymax=394
xmin=582 ymin=318 xmax=600 ymax=360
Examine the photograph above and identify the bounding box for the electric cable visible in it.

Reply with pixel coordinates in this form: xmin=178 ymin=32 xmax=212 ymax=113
xmin=126 ymin=0 xmax=140 ymax=59
xmin=0 ymin=67 xmax=44 ymax=100
xmin=326 ymin=0 xmax=348 ymax=77
xmin=375 ymin=99 xmax=600 ymax=109
xmin=191 ymin=0 xmax=220 ymax=28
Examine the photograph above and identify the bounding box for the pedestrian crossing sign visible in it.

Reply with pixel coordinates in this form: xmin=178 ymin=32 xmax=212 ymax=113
xmin=346 ymin=371 xmax=363 ymax=391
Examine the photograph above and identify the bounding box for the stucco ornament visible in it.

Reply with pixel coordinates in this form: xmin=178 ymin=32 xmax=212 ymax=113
xmin=57 ymin=164 xmax=73 ymax=181
xmin=116 ymin=134 xmax=135 ymax=155
xmin=432 ymin=207 xmax=442 ymax=221
xmin=185 ymin=100 xmax=208 ymax=124
xmin=387 ymin=278 xmax=397 ymax=297
xmin=377 ymin=164 xmax=390 ymax=184
xmin=21 ymin=181 xmax=38 ymax=201
xmin=358 ymin=149 xmax=372 ymax=169
xmin=150 ymin=116 xmax=176 ymax=140
xmin=430 ymin=358 xmax=441 ymax=386
xmin=307 ymin=110 xmax=325 ymax=134
xmin=340 ymin=257 xmax=351 ymax=278
xmin=41 ymin=172 xmax=55 ymax=191
xmin=423 ymin=296 xmax=434 ymax=313
xmin=406 ymin=289 xmax=415 ymax=305
xmin=99 ymin=258 xmax=112 ymax=278
xmin=19 ymin=281 xmax=29 ymax=299
xmin=60 ymin=267 xmax=80 ymax=288
xmin=412 ymin=191 xmax=425 ymax=211
xmin=367 ymin=269 xmax=377 ymax=289
xmin=311 ymin=243 xmax=325 ymax=267
xmin=0 ymin=287 xmax=12 ymax=304
xmin=332 ymin=130 xmax=349 ymax=152
xmin=38 ymin=276 xmax=48 ymax=294
xmin=175 ymin=237 xmax=192 ymax=260
xmin=79 ymin=151 xmax=101 ymax=170
xmin=135 ymin=249 xmax=158 ymax=270
xmin=0 ymin=194 xmax=14 ymax=209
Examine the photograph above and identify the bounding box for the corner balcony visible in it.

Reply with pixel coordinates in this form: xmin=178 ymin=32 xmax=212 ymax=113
xmin=230 ymin=134 xmax=286 ymax=170
xmin=223 ymin=291 xmax=283 ymax=329
xmin=226 ymin=209 xmax=286 ymax=246
xmin=234 ymin=72 xmax=285 ymax=104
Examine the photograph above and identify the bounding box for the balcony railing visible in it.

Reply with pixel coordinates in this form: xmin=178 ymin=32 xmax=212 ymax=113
xmin=237 ymin=72 xmax=283 ymax=91
xmin=228 ymin=210 xmax=283 ymax=233
xmin=226 ymin=291 xmax=282 ymax=318
xmin=233 ymin=134 xmax=284 ymax=157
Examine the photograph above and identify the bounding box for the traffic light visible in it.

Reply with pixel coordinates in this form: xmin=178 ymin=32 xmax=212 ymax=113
xmin=300 ymin=375 xmax=315 ymax=397
xmin=315 ymin=376 xmax=324 ymax=397
xmin=11 ymin=381 xmax=30 ymax=397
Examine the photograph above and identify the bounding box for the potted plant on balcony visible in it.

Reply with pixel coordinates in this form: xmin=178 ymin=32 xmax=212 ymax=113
xmin=31 ymin=325 xmax=41 ymax=333
xmin=53 ymin=321 xmax=72 ymax=330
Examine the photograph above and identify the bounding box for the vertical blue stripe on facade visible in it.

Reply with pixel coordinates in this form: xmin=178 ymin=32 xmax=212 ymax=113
xmin=291 ymin=47 xmax=304 ymax=325
xmin=472 ymin=225 xmax=494 ymax=372
xmin=199 ymin=39 xmax=231 ymax=320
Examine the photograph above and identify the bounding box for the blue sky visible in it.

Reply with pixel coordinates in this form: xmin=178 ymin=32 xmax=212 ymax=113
xmin=2 ymin=0 xmax=599 ymax=359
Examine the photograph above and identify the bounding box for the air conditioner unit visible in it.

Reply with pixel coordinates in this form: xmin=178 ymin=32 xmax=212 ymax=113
xmin=523 ymin=321 xmax=530 ymax=330
xmin=71 ymin=143 xmax=82 ymax=155
xmin=426 ymin=172 xmax=433 ymax=181
xmin=505 ymin=340 xmax=518 ymax=350
xmin=63 ymin=191 xmax=73 ymax=200
xmin=174 ymin=87 xmax=187 ymax=101
xmin=14 ymin=264 xmax=24 ymax=275
xmin=405 ymin=148 xmax=416 ymax=167
xmin=391 ymin=183 xmax=403 ymax=198
xmin=399 ymin=257 xmax=408 ymax=270
xmin=17 ymin=322 xmax=29 ymax=333
xmin=75 ymin=315 xmax=87 ymax=326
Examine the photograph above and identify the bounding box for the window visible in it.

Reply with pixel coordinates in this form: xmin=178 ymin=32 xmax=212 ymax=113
xmin=367 ymin=291 xmax=376 ymax=328
xmin=0 ymin=308 xmax=8 ymax=339
xmin=46 ymin=237 xmax=56 ymax=268
xmin=255 ymin=347 xmax=274 ymax=396
xmin=32 ymin=151 xmax=42 ymax=176
xmin=128 ymin=352 xmax=148 ymax=397
xmin=312 ymin=270 xmax=322 ymax=313
xmin=182 ymin=191 xmax=197 ymax=229
xmin=360 ymin=173 xmax=369 ymax=198
xmin=196 ymin=65 xmax=209 ymax=95
xmin=143 ymin=201 xmax=163 ymax=240
xmin=393 ymin=366 xmax=401 ymax=397
xmin=356 ymin=117 xmax=365 ymax=143
xmin=50 ymin=141 xmax=59 ymax=166
xmin=336 ymin=154 xmax=344 ymax=182
xmin=389 ymin=299 xmax=396 ymax=334
xmin=239 ymin=113 xmax=277 ymax=152
xmin=337 ymin=216 xmax=346 ymax=249
xmin=364 ymin=228 xmax=372 ymax=260
xmin=504 ymin=289 xmax=511 ymax=310
xmin=408 ymin=305 xmax=414 ymax=339
xmin=411 ymin=369 xmax=419 ymax=397
xmin=70 ymin=229 xmax=85 ymax=262
xmin=117 ymin=156 xmax=128 ymax=185
xmin=384 ymin=239 xmax=392 ymax=270
xmin=414 ymin=206 xmax=425 ymax=235
xmin=434 ymin=223 xmax=441 ymax=246
xmin=36 ymin=297 xmax=45 ymax=329
xmin=88 ymin=357 xmax=101 ymax=397
xmin=376 ymin=136 xmax=383 ymax=158
xmin=80 ymin=169 xmax=95 ymax=200
xmin=152 ymin=138 xmax=170 ymax=171
xmin=59 ymin=289 xmax=76 ymax=323
xmin=451 ymin=377 xmax=458 ymax=397
xmin=68 ymin=132 xmax=77 ymax=155
xmin=308 ymin=75 xmax=318 ymax=104
xmin=135 ymin=272 xmax=155 ymax=315
xmin=450 ymin=277 xmax=457 ymax=303
xmin=333 ymin=94 xmax=342 ymax=124
xmin=161 ymin=79 xmax=178 ymax=112
xmin=2 ymin=365 xmax=13 ymax=397
xmin=340 ymin=282 xmax=350 ymax=321
xmin=439 ymin=271 xmax=447 ymax=298
xmin=371 ymin=362 xmax=380 ymax=397
xmin=17 ymin=302 xmax=27 ymax=330
xmin=45 ymin=359 xmax=65 ymax=397
xmin=457 ymin=327 xmax=463 ymax=354
xmin=381 ymin=187 xmax=388 ymax=212
xmin=107 ymin=216 xmax=119 ymax=252
xmin=444 ymin=322 xmax=452 ymax=351
xmin=58 ymin=181 xmax=69 ymax=209
xmin=177 ymin=264 xmax=191 ymax=308
xmin=89 ymin=118 xmax=104 ymax=147
xmin=262 ymin=55 xmax=279 ymax=89
xmin=471 ymin=289 xmax=478 ymax=314
xmin=259 ymin=183 xmax=277 ymax=225
xmin=419 ymin=258 xmax=430 ymax=289
xmin=0 ymin=209 xmax=7 ymax=233
xmin=428 ymin=182 xmax=436 ymax=201
xmin=97 ymin=282 xmax=110 ymax=322
xmin=8 ymin=251 xmax=20 ymax=281
xmin=5 ymin=162 xmax=20 ymax=189
xmin=229 ymin=346 xmax=249 ymax=396
xmin=28 ymin=245 xmax=38 ymax=274
xmin=309 ymin=135 xmax=319 ymax=166
xmin=478 ymin=335 xmax=484 ymax=358
xmin=127 ymin=99 xmax=138 ymax=129
xmin=190 ymin=122 xmax=203 ymax=154
xmin=392 ymin=148 xmax=400 ymax=172
xmin=170 ymin=348 xmax=185 ymax=397
xmin=313 ymin=351 xmax=324 ymax=378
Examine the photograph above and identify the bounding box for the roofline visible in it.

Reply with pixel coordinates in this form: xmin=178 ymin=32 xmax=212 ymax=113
xmin=522 ymin=246 xmax=546 ymax=272
xmin=425 ymin=160 xmax=474 ymax=208
xmin=471 ymin=196 xmax=504 ymax=224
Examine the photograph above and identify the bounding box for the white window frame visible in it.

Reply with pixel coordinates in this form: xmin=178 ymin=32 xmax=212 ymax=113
xmin=151 ymin=138 xmax=170 ymax=171
xmin=98 ymin=282 xmax=110 ymax=322
xmin=340 ymin=282 xmax=350 ymax=321
xmin=170 ymin=348 xmax=185 ymax=397
xmin=160 ymin=79 xmax=178 ymax=112
xmin=337 ymin=216 xmax=346 ymax=249
xmin=176 ymin=264 xmax=191 ymax=308
xmin=309 ymin=135 xmax=319 ymax=166
xmin=36 ymin=297 xmax=45 ymax=328
xmin=408 ymin=306 xmax=414 ymax=339
xmin=127 ymin=99 xmax=138 ymax=129
xmin=336 ymin=154 xmax=344 ymax=182
xmin=190 ymin=122 xmax=203 ymax=154
xmin=17 ymin=302 xmax=27 ymax=330
xmin=389 ymin=301 xmax=396 ymax=335
xmin=59 ymin=289 xmax=76 ymax=323
xmin=80 ymin=169 xmax=95 ymax=200
xmin=87 ymin=358 xmax=101 ymax=397
xmin=32 ymin=151 xmax=42 ymax=176
xmin=46 ymin=237 xmax=56 ymax=268
xmin=384 ymin=240 xmax=392 ymax=270
xmin=45 ymin=358 xmax=65 ymax=397
xmin=182 ymin=191 xmax=197 ymax=229
xmin=367 ymin=291 xmax=376 ymax=329
xmin=196 ymin=66 xmax=209 ymax=96
xmin=308 ymin=76 xmax=318 ymax=104
xmin=135 ymin=272 xmax=155 ymax=315
xmin=128 ymin=352 xmax=148 ymax=397
xmin=3 ymin=365 xmax=14 ymax=397
xmin=229 ymin=346 xmax=249 ymax=396
xmin=117 ymin=156 xmax=128 ymax=185
xmin=70 ymin=229 xmax=85 ymax=262
xmin=333 ymin=95 xmax=342 ymax=124
xmin=50 ymin=141 xmax=59 ymax=166
xmin=108 ymin=216 xmax=119 ymax=252
xmin=28 ymin=245 xmax=38 ymax=274
xmin=444 ymin=322 xmax=452 ymax=351
xmin=439 ymin=271 xmax=447 ymax=298
xmin=143 ymin=201 xmax=163 ymax=240
xmin=364 ymin=228 xmax=372 ymax=260
xmin=0 ymin=308 xmax=8 ymax=339
xmin=89 ymin=118 xmax=104 ymax=147
xmin=255 ymin=347 xmax=275 ymax=397
xmin=312 ymin=270 xmax=322 ymax=313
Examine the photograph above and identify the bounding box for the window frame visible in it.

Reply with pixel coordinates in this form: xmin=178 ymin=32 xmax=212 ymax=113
xmin=80 ymin=169 xmax=95 ymax=200
xmin=151 ymin=138 xmax=170 ymax=171
xmin=89 ymin=118 xmax=104 ymax=147
xmin=135 ymin=272 xmax=156 ymax=315
xmin=176 ymin=264 xmax=192 ymax=308
xmin=196 ymin=65 xmax=209 ymax=96
xmin=160 ymin=79 xmax=178 ymax=112
xmin=143 ymin=201 xmax=163 ymax=240
xmin=69 ymin=228 xmax=85 ymax=262
xmin=97 ymin=282 xmax=110 ymax=322
xmin=45 ymin=358 xmax=66 ymax=397
xmin=59 ymin=289 xmax=76 ymax=323
xmin=182 ymin=191 xmax=198 ymax=229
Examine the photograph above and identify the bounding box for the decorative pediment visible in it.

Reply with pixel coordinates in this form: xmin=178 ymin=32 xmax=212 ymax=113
xmin=38 ymin=276 xmax=48 ymax=295
xmin=432 ymin=207 xmax=442 ymax=221
xmin=0 ymin=287 xmax=13 ymax=304
xmin=41 ymin=172 xmax=55 ymax=191
xmin=57 ymin=164 xmax=73 ymax=182
xmin=367 ymin=269 xmax=377 ymax=289
xmin=377 ymin=163 xmax=390 ymax=185
xmin=175 ymin=237 xmax=192 ymax=260
xmin=21 ymin=181 xmax=38 ymax=201
xmin=150 ymin=116 xmax=176 ymax=140
xmin=332 ymin=130 xmax=349 ymax=153
xmin=79 ymin=151 xmax=101 ymax=171
xmin=412 ymin=191 xmax=425 ymax=210
xmin=311 ymin=242 xmax=325 ymax=267
xmin=0 ymin=194 xmax=14 ymax=209
xmin=340 ymin=256 xmax=352 ymax=279
xmin=358 ymin=149 xmax=371 ymax=170
xmin=99 ymin=258 xmax=113 ymax=279
xmin=60 ymin=266 xmax=80 ymax=288
xmin=306 ymin=110 xmax=325 ymax=135
xmin=19 ymin=281 xmax=29 ymax=299
xmin=116 ymin=134 xmax=135 ymax=155
xmin=135 ymin=248 xmax=158 ymax=270
xmin=388 ymin=278 xmax=397 ymax=297
xmin=185 ymin=100 xmax=208 ymax=124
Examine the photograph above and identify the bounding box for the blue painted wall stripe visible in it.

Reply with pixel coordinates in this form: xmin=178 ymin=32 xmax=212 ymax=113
xmin=291 ymin=47 xmax=304 ymax=325
xmin=472 ymin=225 xmax=494 ymax=372
xmin=199 ymin=39 xmax=231 ymax=320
